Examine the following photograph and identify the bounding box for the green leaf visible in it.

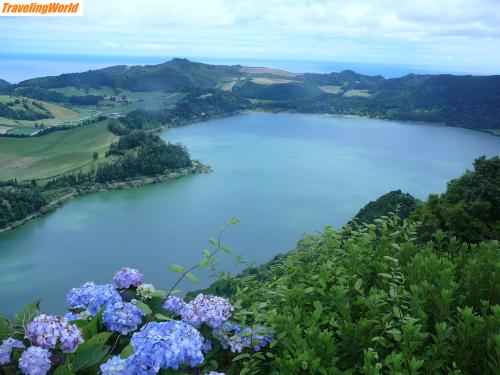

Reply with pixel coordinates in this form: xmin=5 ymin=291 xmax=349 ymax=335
xmin=186 ymin=273 xmax=199 ymax=284
xmin=155 ymin=313 xmax=171 ymax=321
xmin=77 ymin=332 xmax=112 ymax=352
xmin=168 ymin=264 xmax=185 ymax=273
xmin=53 ymin=360 xmax=75 ymax=375
xmin=233 ymin=353 xmax=250 ymax=361
xmin=199 ymin=257 xmax=210 ymax=269
xmin=151 ymin=290 xmax=166 ymax=298
xmin=120 ymin=344 xmax=134 ymax=359
xmin=379 ymin=273 xmax=392 ymax=279
xmin=221 ymin=244 xmax=234 ymax=254
xmin=393 ymin=306 xmax=403 ymax=318
xmin=229 ymin=217 xmax=239 ymax=225
xmin=240 ymin=368 xmax=250 ymax=375
xmin=14 ymin=300 xmax=39 ymax=326
xmin=134 ymin=300 xmax=152 ymax=315
xmin=73 ymin=345 xmax=110 ymax=371
xmin=354 ymin=278 xmax=363 ymax=291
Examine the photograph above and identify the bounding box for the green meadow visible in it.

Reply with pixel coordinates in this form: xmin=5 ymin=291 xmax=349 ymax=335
xmin=0 ymin=120 xmax=117 ymax=181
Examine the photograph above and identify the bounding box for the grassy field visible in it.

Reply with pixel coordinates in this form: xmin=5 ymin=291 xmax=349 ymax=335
xmin=343 ymin=89 xmax=371 ymax=97
xmin=251 ymin=77 xmax=297 ymax=85
xmin=319 ymin=85 xmax=343 ymax=94
xmin=0 ymin=94 xmax=91 ymax=134
xmin=0 ymin=120 xmax=117 ymax=181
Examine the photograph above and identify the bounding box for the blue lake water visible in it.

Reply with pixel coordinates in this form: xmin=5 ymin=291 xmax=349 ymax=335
xmin=1 ymin=112 xmax=499 ymax=316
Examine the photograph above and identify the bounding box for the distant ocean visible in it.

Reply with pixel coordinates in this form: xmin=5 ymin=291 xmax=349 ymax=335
xmin=0 ymin=54 xmax=487 ymax=83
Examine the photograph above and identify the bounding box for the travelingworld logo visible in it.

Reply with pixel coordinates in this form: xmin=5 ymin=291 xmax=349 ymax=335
xmin=1 ymin=0 xmax=83 ymax=16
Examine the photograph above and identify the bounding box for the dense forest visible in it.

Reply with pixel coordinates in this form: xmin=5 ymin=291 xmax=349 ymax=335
xmin=0 ymin=182 xmax=46 ymax=228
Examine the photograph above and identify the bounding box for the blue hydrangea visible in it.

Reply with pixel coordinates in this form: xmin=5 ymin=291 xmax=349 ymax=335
xmin=103 ymin=302 xmax=145 ymax=334
xmin=0 ymin=337 xmax=25 ymax=365
xmin=179 ymin=294 xmax=233 ymax=329
xmin=114 ymin=267 xmax=143 ymax=289
xmin=201 ymin=339 xmax=212 ymax=353
xmin=25 ymin=314 xmax=84 ymax=353
xmin=18 ymin=346 xmax=52 ymax=375
xmin=163 ymin=295 xmax=185 ymax=315
xmin=128 ymin=321 xmax=204 ymax=372
xmin=67 ymin=282 xmax=122 ymax=316
xmin=100 ymin=355 xmax=128 ymax=375
xmin=213 ymin=323 xmax=272 ymax=353
xmin=239 ymin=326 xmax=274 ymax=351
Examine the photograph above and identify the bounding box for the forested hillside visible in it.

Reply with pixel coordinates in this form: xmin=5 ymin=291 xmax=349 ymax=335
xmin=3 ymin=59 xmax=500 ymax=132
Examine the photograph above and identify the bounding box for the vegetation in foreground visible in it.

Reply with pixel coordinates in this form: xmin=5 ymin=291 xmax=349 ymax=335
xmin=0 ymin=157 xmax=498 ymax=374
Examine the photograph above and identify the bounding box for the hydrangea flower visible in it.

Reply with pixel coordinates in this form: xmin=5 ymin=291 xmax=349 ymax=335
xmin=128 ymin=321 xmax=204 ymax=372
xmin=179 ymin=294 xmax=233 ymax=329
xmin=213 ymin=323 xmax=272 ymax=353
xmin=103 ymin=302 xmax=145 ymax=334
xmin=163 ymin=295 xmax=185 ymax=315
xmin=67 ymin=282 xmax=122 ymax=316
xmin=100 ymin=355 xmax=128 ymax=375
xmin=239 ymin=326 xmax=274 ymax=351
xmin=114 ymin=267 xmax=143 ymax=289
xmin=18 ymin=346 xmax=52 ymax=375
xmin=0 ymin=337 xmax=25 ymax=365
xmin=25 ymin=314 xmax=83 ymax=353
xmin=201 ymin=339 xmax=212 ymax=353
xmin=137 ymin=283 xmax=155 ymax=300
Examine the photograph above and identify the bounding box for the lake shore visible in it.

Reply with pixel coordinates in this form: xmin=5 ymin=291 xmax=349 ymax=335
xmin=0 ymin=161 xmax=212 ymax=235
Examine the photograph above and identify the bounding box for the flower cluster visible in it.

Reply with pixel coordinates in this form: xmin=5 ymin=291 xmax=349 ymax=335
xmin=129 ymin=321 xmax=204 ymax=371
xmin=26 ymin=314 xmax=83 ymax=353
xmin=67 ymin=282 xmax=122 ymax=315
xmin=114 ymin=267 xmax=143 ymax=289
xmin=178 ymin=294 xmax=233 ymax=329
xmin=100 ymin=355 xmax=128 ymax=375
xmin=18 ymin=346 xmax=51 ymax=375
xmin=163 ymin=295 xmax=185 ymax=315
xmin=136 ymin=283 xmax=155 ymax=300
xmin=64 ymin=310 xmax=92 ymax=322
xmin=213 ymin=323 xmax=272 ymax=353
xmin=0 ymin=337 xmax=25 ymax=365
xmin=103 ymin=302 xmax=145 ymax=334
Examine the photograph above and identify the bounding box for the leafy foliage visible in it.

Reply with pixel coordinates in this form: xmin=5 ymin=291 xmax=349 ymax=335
xmin=412 ymin=156 xmax=500 ymax=243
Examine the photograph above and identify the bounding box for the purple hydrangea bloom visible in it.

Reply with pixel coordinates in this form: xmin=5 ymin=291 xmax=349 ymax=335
xmin=180 ymin=294 xmax=233 ymax=329
xmin=0 ymin=337 xmax=25 ymax=365
xmin=201 ymin=339 xmax=212 ymax=353
xmin=213 ymin=323 xmax=272 ymax=353
xmin=114 ymin=267 xmax=143 ymax=289
xmin=18 ymin=346 xmax=52 ymax=375
xmin=163 ymin=295 xmax=185 ymax=315
xmin=103 ymin=302 xmax=145 ymax=334
xmin=67 ymin=282 xmax=122 ymax=316
xmin=100 ymin=355 xmax=129 ymax=375
xmin=240 ymin=326 xmax=274 ymax=351
xmin=26 ymin=314 xmax=83 ymax=353
xmin=128 ymin=321 xmax=204 ymax=372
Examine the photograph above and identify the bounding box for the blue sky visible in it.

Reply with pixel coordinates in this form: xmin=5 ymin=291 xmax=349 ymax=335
xmin=1 ymin=0 xmax=500 ymax=75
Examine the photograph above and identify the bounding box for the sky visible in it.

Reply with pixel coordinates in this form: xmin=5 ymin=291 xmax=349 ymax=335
xmin=1 ymin=0 xmax=500 ymax=76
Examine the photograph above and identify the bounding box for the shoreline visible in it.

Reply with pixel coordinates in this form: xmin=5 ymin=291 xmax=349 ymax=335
xmin=0 ymin=161 xmax=212 ymax=235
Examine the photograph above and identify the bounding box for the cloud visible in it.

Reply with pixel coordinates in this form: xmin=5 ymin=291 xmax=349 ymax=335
xmin=1 ymin=0 xmax=499 ymax=73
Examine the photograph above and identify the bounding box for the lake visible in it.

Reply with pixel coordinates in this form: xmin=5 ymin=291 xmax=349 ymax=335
xmin=1 ymin=113 xmax=499 ymax=316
